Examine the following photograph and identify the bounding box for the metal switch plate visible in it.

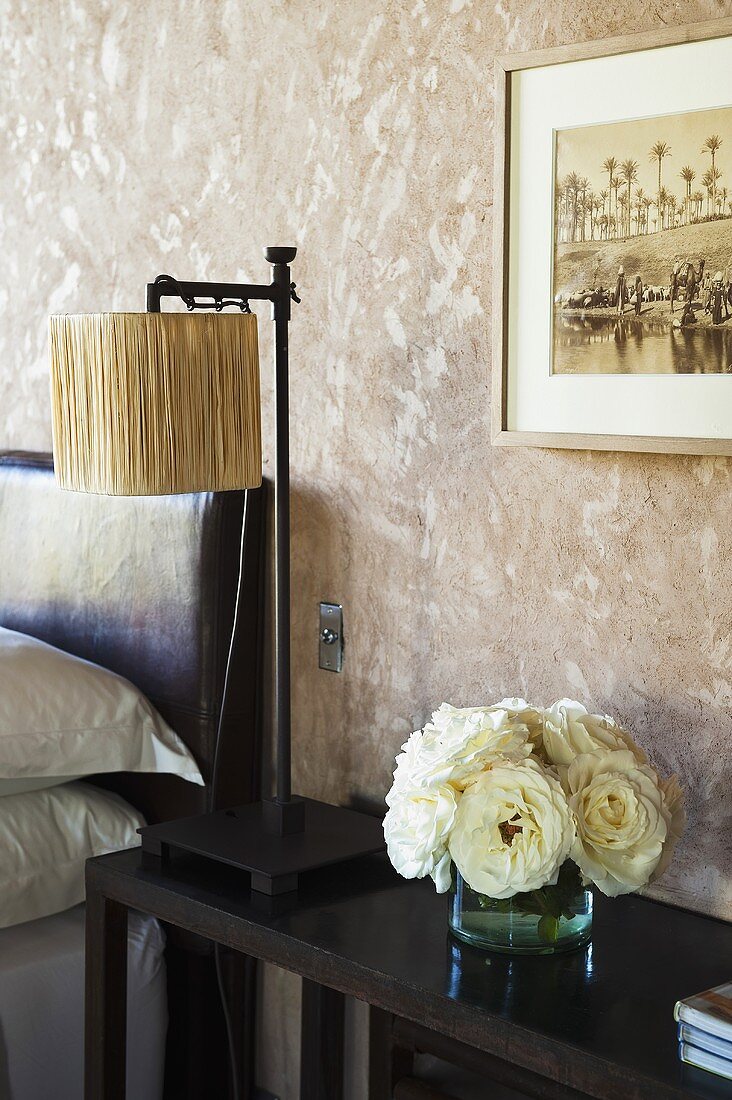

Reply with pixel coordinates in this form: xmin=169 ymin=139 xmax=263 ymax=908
xmin=319 ymin=602 xmax=343 ymax=672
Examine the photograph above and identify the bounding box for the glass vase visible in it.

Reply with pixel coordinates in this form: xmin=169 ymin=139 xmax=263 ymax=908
xmin=448 ymin=861 xmax=592 ymax=955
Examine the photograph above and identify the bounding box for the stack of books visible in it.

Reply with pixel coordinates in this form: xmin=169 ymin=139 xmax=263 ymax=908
xmin=675 ymin=981 xmax=732 ymax=1082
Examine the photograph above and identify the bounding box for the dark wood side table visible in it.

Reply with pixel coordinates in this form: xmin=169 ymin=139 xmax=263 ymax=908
xmin=85 ymin=848 xmax=732 ymax=1100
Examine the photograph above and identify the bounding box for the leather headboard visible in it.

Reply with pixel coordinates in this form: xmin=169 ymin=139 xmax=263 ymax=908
xmin=0 ymin=451 xmax=266 ymax=822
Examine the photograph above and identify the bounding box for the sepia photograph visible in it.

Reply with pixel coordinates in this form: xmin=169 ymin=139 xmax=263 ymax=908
xmin=552 ymin=104 xmax=732 ymax=375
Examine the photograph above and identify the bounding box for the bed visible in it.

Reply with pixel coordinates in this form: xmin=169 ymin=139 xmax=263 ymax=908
xmin=0 ymin=451 xmax=266 ymax=1100
xmin=0 ymin=905 xmax=167 ymax=1099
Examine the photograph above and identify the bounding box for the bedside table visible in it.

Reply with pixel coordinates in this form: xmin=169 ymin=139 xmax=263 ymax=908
xmin=85 ymin=847 xmax=732 ymax=1100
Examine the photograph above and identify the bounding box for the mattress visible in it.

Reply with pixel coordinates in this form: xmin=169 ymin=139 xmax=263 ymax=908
xmin=0 ymin=903 xmax=167 ymax=1100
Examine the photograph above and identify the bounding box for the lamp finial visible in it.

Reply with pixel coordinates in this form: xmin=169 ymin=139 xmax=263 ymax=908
xmin=263 ymin=246 xmax=297 ymax=265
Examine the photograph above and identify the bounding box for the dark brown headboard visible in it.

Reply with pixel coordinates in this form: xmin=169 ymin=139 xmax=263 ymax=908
xmin=0 ymin=451 xmax=266 ymax=822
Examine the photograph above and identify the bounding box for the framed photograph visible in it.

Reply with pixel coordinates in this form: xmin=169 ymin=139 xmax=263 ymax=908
xmin=492 ymin=17 xmax=732 ymax=454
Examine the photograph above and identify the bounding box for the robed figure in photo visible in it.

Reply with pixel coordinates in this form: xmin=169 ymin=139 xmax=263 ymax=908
xmin=615 ymin=267 xmax=627 ymax=316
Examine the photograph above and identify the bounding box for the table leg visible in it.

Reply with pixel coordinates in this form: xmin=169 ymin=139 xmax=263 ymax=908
xmin=85 ymin=888 xmax=128 ymax=1099
xmin=300 ymin=979 xmax=345 ymax=1100
xmin=368 ymin=1007 xmax=414 ymax=1100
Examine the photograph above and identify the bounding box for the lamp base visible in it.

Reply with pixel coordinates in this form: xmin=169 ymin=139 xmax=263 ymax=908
xmin=262 ymin=795 xmax=306 ymax=835
xmin=138 ymin=797 xmax=386 ymax=895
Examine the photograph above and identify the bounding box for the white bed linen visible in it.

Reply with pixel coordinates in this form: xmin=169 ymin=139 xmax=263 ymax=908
xmin=0 ymin=904 xmax=167 ymax=1100
xmin=0 ymin=626 xmax=203 ymax=787
xmin=0 ymin=783 xmax=145 ymax=930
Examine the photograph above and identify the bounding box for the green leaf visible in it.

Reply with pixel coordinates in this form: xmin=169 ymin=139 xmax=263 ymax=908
xmin=538 ymin=914 xmax=560 ymax=943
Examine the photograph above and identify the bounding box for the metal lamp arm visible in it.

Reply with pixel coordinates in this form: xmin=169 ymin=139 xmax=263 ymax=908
xmin=146 ymin=273 xmax=300 ymax=314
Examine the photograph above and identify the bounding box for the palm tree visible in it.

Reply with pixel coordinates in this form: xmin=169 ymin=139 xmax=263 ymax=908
xmin=634 ymin=187 xmax=646 ymax=236
xmin=555 ymin=180 xmax=571 ymax=242
xmin=643 ymin=195 xmax=653 ymax=235
xmin=599 ymin=189 xmax=608 ymax=236
xmin=702 ymin=169 xmax=714 ymax=217
xmin=620 ymin=159 xmax=638 ymax=237
xmin=579 ymin=177 xmax=590 ymax=240
xmin=559 ymin=179 xmax=573 ymax=241
xmin=565 ymin=171 xmax=581 ymax=241
xmin=612 ymin=176 xmax=622 ymax=237
xmin=692 ymin=189 xmax=704 ymax=221
xmin=587 ymin=191 xmax=599 ymax=240
xmin=582 ymin=195 xmax=592 ymax=241
xmin=592 ymin=194 xmax=602 ymax=240
xmin=680 ymin=165 xmax=695 ymax=225
xmin=702 ymin=135 xmax=723 ymax=216
xmin=711 ymin=167 xmax=723 ymax=214
xmin=658 ymin=186 xmax=671 ymax=230
xmin=602 ymin=156 xmax=618 ymax=232
xmin=668 ymin=194 xmax=678 ymax=228
xmin=714 ymin=177 xmax=725 ymax=217
xmin=649 ymin=141 xmax=671 ymax=232
xmin=617 ymin=192 xmax=628 ymax=241
xmin=722 ymin=187 xmax=729 ymax=220
xmin=576 ymin=195 xmax=586 ymax=242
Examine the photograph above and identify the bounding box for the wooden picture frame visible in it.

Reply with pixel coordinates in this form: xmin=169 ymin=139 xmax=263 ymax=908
xmin=492 ymin=16 xmax=732 ymax=455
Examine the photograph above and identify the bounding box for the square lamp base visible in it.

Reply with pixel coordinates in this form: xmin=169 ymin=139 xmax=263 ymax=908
xmin=138 ymin=797 xmax=386 ymax=895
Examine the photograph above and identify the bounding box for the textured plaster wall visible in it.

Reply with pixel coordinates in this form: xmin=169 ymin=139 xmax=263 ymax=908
xmin=2 ymin=1 xmax=732 ymax=1095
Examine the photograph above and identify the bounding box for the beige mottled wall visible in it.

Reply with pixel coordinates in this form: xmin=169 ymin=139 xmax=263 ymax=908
xmin=2 ymin=0 xmax=732 ymax=1094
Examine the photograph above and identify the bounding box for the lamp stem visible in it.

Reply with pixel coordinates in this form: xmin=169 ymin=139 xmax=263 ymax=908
xmin=271 ymin=257 xmax=292 ymax=806
xmin=145 ymin=249 xmax=304 ymax=833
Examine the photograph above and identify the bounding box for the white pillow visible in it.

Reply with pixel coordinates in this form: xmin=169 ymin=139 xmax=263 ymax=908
xmin=0 ymin=776 xmax=81 ymax=797
xmin=0 ymin=782 xmax=144 ymax=929
xmin=0 ymin=627 xmax=203 ymax=786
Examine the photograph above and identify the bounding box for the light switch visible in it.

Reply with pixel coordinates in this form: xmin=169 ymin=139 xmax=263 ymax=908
xmin=319 ymin=602 xmax=343 ymax=672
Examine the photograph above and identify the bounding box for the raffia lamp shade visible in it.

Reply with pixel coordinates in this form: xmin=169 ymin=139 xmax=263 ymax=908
xmin=49 ymin=312 xmax=262 ymax=496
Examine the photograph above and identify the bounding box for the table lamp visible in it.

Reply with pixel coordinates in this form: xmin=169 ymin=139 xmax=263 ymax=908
xmin=49 ymin=247 xmax=384 ymax=894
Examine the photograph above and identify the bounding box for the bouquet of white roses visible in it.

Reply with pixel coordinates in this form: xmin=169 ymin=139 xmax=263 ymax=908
xmin=384 ymin=699 xmax=684 ymax=903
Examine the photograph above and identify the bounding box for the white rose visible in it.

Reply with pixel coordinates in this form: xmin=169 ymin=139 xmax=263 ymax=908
xmin=493 ymin=697 xmax=546 ymax=753
xmin=650 ymin=773 xmax=686 ymax=884
xmin=420 ymin=703 xmax=533 ymax=789
xmin=385 ymin=706 xmax=532 ymax=808
xmin=565 ymin=749 xmax=669 ymax=897
xmin=384 ymin=784 xmax=457 ymax=892
xmin=541 ymin=699 xmax=646 ymax=768
xmin=385 ymin=727 xmax=428 ymax=806
xmin=447 ymin=759 xmax=575 ymax=899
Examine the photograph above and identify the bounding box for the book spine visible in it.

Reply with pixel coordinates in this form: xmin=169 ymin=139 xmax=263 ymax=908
xmin=676 ymin=1003 xmax=732 ymax=1043
xmin=679 ymin=1042 xmax=732 ymax=1082
xmin=679 ymin=1023 xmax=732 ymax=1060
